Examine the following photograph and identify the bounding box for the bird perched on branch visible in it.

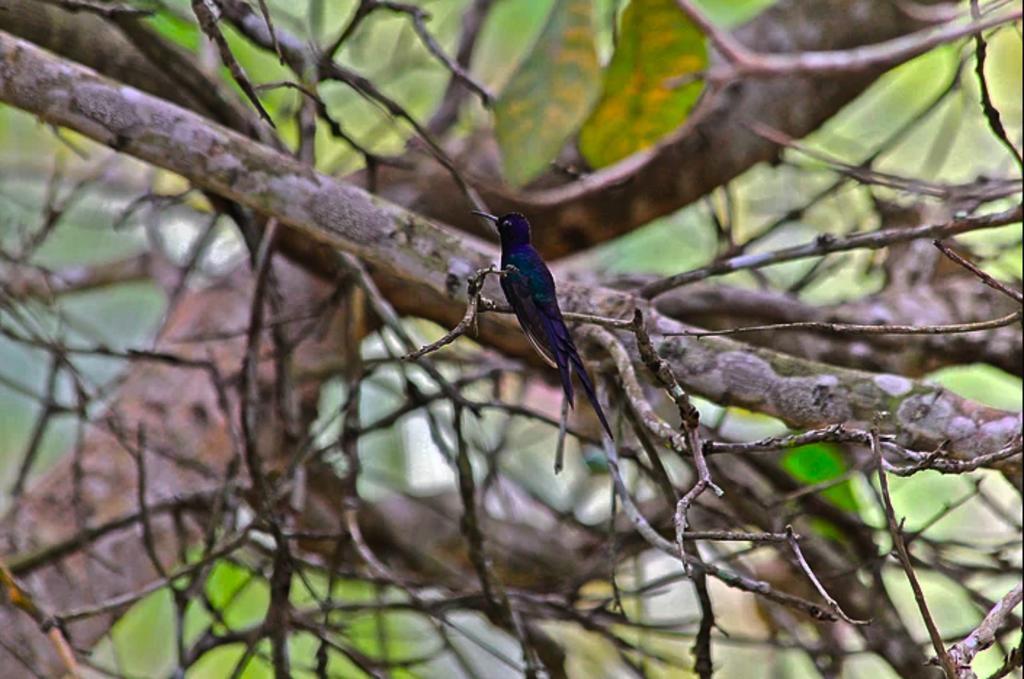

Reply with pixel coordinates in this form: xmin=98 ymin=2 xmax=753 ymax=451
xmin=473 ymin=211 xmax=613 ymax=438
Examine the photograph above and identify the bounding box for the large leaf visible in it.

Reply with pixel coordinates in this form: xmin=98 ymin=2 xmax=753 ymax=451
xmin=579 ymin=0 xmax=706 ymax=168
xmin=494 ymin=0 xmax=599 ymax=186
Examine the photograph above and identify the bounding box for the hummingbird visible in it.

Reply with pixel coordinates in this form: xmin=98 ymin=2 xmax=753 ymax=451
xmin=473 ymin=211 xmax=613 ymax=438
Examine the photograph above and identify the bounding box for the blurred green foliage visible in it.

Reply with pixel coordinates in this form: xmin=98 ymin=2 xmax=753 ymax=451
xmin=781 ymin=443 xmax=857 ymax=511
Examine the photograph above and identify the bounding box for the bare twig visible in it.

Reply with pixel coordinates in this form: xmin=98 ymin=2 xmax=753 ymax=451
xmin=374 ymin=1 xmax=494 ymax=105
xmin=673 ymin=0 xmax=752 ymax=65
xmin=7 ymin=490 xmax=222 ymax=576
xmin=663 ymin=311 xmax=1022 ymax=337
xmin=191 ymin=0 xmax=275 ymax=126
xmin=705 ymin=424 xmax=893 ymax=456
xmin=744 ymin=121 xmax=1019 ymax=201
xmin=785 ymin=526 xmax=869 ymax=626
xmin=583 ymin=326 xmax=687 ymax=453
xmin=240 ymin=218 xmax=280 ymax=497
xmin=55 ymin=532 xmax=250 ymax=623
xmin=872 ymin=429 xmax=959 ymax=678
xmin=427 ymin=0 xmax=495 ymax=134
xmin=252 ymin=0 xmax=284 ymax=64
xmin=947 ymin=582 xmax=1023 ymax=678
xmin=402 ymin=265 xmax=506 ymax=361
xmin=337 ymin=253 xmax=481 ymax=416
xmin=9 ymin=354 xmax=61 ymax=501
xmin=886 ymin=436 xmax=1023 ymax=476
xmin=253 ymin=80 xmax=405 ymax=168
xmin=0 ymin=558 xmax=80 ymax=677
xmin=453 ymin=406 xmax=541 ymax=678
xmin=969 ymin=0 xmax=1024 ymax=172
xmin=598 ymin=436 xmax=838 ymax=621
xmin=627 ymin=307 xmax=723 ymax=612
xmin=987 ymin=642 xmax=1023 ymax=679
xmin=934 ymin=240 xmax=1024 ymax=305
xmin=640 ymin=204 xmax=1023 ymax=298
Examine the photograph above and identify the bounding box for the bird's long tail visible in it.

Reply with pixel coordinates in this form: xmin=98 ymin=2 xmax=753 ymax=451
xmin=567 ymin=349 xmax=613 ymax=439
xmin=540 ymin=311 xmax=614 ymax=439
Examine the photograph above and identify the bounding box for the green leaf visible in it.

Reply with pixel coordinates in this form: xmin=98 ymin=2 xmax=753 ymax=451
xmin=494 ymin=0 xmax=599 ymax=186
xmin=579 ymin=0 xmax=706 ymax=168
xmin=781 ymin=442 xmax=860 ymax=544
xmin=781 ymin=443 xmax=858 ymax=513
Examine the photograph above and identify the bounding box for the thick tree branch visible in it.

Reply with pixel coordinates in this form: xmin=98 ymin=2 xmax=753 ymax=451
xmin=0 ymin=30 xmax=1019 ymax=475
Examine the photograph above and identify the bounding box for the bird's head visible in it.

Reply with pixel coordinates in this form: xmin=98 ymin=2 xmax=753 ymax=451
xmin=472 ymin=211 xmax=532 ymax=248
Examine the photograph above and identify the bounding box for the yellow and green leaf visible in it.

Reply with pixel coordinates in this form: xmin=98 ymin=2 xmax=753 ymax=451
xmin=494 ymin=0 xmax=600 ymax=186
xmin=579 ymin=0 xmax=706 ymax=168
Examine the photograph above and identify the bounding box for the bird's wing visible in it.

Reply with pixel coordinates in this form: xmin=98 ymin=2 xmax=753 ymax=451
xmin=501 ymin=271 xmax=559 ymax=370
xmin=502 ymin=266 xmax=613 ymax=437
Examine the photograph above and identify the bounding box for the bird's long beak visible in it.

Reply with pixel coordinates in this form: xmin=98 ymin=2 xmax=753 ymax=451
xmin=471 ymin=210 xmax=499 ymax=225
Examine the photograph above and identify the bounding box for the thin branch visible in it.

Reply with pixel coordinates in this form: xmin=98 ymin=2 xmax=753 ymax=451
xmin=872 ymin=429 xmax=959 ymax=679
xmin=54 ymin=532 xmax=250 ymax=624
xmin=598 ymin=436 xmax=839 ymax=621
xmin=190 ymin=0 xmax=275 ymax=127
xmin=705 ymin=425 xmax=897 ymax=457
xmin=213 ymin=0 xmax=489 ymax=210
xmin=337 ymin=253 xmax=481 ymax=416
xmin=253 ymin=80 xmax=405 ymax=168
xmin=672 ymin=0 xmax=752 ymax=64
xmin=947 ymin=582 xmax=1023 ymax=678
xmin=743 ymin=120 xmax=1019 ymax=201
xmin=452 ymin=406 xmax=540 ymax=678
xmin=628 ymin=308 xmax=724 ymax=604
xmin=663 ymin=311 xmax=1022 ymax=337
xmin=886 ymin=436 xmax=1022 ymax=477
xmin=373 ymin=1 xmax=494 ymax=105
xmin=427 ymin=0 xmax=495 ymax=134
xmin=640 ymin=204 xmax=1023 ymax=298
xmin=969 ymin=0 xmax=1024 ymax=172
xmin=785 ymin=526 xmax=869 ymax=626
xmin=401 ymin=265 xmax=507 ymax=361
xmin=934 ymin=240 xmax=1023 ymax=305
xmin=9 ymin=354 xmax=61 ymax=501
xmin=252 ymin=0 xmax=284 ymax=64
xmin=7 ymin=490 xmax=222 ymax=576
xmin=0 ymin=557 xmax=80 ymax=677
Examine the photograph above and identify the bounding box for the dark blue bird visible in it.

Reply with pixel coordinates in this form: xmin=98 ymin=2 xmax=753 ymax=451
xmin=473 ymin=211 xmax=613 ymax=438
